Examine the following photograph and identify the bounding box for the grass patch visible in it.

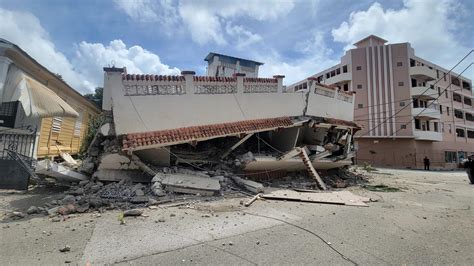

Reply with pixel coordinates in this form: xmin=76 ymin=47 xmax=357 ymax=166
xmin=362 ymin=184 xmax=402 ymax=192
xmin=361 ymin=162 xmax=378 ymax=172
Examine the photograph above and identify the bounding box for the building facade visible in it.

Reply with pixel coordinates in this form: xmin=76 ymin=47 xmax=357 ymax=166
xmin=205 ymin=52 xmax=263 ymax=78
xmin=289 ymin=35 xmax=473 ymax=169
xmin=0 ymin=39 xmax=100 ymax=162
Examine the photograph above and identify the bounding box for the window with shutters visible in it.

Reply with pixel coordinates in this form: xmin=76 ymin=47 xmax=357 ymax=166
xmin=52 ymin=117 xmax=63 ymax=133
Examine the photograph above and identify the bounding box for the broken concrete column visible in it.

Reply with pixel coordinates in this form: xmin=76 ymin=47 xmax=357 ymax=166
xmin=230 ymin=176 xmax=264 ymax=193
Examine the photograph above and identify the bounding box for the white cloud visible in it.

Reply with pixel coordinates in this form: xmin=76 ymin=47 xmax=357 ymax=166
xmin=115 ymin=0 xmax=295 ymax=45
xmin=114 ymin=0 xmax=180 ymax=32
xmin=0 ymin=8 xmax=180 ymax=93
xmin=179 ymin=0 xmax=295 ymax=45
xmin=258 ymin=31 xmax=338 ymax=85
xmin=331 ymin=0 xmax=472 ymax=78
xmin=0 ymin=8 xmax=88 ymax=92
xmin=225 ymin=22 xmax=263 ymax=49
xmin=178 ymin=4 xmax=226 ymax=45
xmin=73 ymin=40 xmax=180 ymax=88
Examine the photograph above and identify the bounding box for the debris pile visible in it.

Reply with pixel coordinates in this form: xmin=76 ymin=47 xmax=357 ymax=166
xmin=321 ymin=167 xmax=368 ymax=188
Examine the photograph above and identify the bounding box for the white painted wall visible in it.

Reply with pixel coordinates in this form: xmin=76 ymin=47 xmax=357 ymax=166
xmin=104 ymin=71 xmax=355 ymax=135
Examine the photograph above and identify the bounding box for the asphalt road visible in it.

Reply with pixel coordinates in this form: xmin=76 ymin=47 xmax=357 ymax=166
xmin=1 ymin=168 xmax=473 ymax=265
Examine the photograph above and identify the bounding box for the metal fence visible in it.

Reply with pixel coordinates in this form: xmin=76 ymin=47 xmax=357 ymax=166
xmin=0 ymin=131 xmax=37 ymax=169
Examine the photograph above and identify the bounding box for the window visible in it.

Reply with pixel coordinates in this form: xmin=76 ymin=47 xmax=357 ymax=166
xmin=454 ymin=109 xmax=464 ymax=119
xmin=452 ymin=77 xmax=461 ymax=86
xmin=445 ymin=151 xmax=457 ymax=163
xmin=397 ymin=62 xmax=403 ymax=67
xmin=466 ymin=113 xmax=474 ymax=122
xmin=448 ymin=124 xmax=452 ymax=134
xmin=464 ymin=97 xmax=472 ymax=106
xmin=468 ymin=130 xmax=474 ymax=139
xmin=398 ymin=82 xmax=404 ymax=86
xmin=447 ymin=107 xmax=450 ymax=116
xmin=343 ymin=83 xmax=349 ymax=91
xmin=326 ymin=73 xmax=330 ymax=79
xmin=357 ymin=84 xmax=362 ymax=89
xmin=415 ymin=119 xmax=421 ymax=130
xmin=462 ymin=81 xmax=471 ymax=91
xmin=453 ymin=93 xmax=462 ymax=102
xmin=74 ymin=111 xmax=83 ymax=136
xmin=456 ymin=128 xmax=465 ymax=137
xmin=52 ymin=117 xmax=63 ymax=133
xmin=330 ymin=70 xmax=336 ymax=77
xmin=336 ymin=68 xmax=341 ymax=75
xmin=436 ymin=70 xmax=439 ymax=79
xmin=358 ymin=104 xmax=363 ymax=109
xmin=401 ymin=125 xmax=406 ymax=129
xmin=342 ymin=65 xmax=348 ymax=73
xmin=434 ymin=122 xmax=438 ymax=132
xmin=441 ymin=122 xmax=445 ymax=132
xmin=438 ymin=87 xmax=441 ymax=96
xmin=400 ymin=101 xmax=405 ymax=106
xmin=443 ymin=72 xmax=447 ymax=81
xmin=356 ymin=66 xmax=362 ymax=71
xmin=439 ymin=105 xmax=443 ymax=114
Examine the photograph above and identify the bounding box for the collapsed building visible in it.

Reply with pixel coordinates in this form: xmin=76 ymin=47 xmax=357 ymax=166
xmin=97 ymin=53 xmax=359 ymax=190
xmin=1 ymin=53 xmax=366 ymax=218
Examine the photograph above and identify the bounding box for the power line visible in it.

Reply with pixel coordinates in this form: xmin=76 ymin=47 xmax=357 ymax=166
xmin=383 ymin=63 xmax=473 ymax=137
xmin=351 ymin=84 xmax=471 ymax=113
xmin=353 ymin=87 xmax=474 ymax=120
xmin=357 ymin=62 xmax=474 ymax=152
xmin=359 ymin=50 xmax=473 ymax=137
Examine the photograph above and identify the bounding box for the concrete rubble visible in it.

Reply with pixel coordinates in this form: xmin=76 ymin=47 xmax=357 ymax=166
xmin=24 ymin=103 xmax=368 ymax=220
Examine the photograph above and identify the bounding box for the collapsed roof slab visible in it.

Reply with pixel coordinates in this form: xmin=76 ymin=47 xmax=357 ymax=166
xmin=243 ymin=156 xmax=353 ymax=172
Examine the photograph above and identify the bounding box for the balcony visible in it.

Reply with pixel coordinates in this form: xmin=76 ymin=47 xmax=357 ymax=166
xmin=411 ymin=86 xmax=437 ymax=100
xmin=411 ymin=107 xmax=441 ymax=120
xmin=325 ymin=72 xmax=351 ymax=85
xmin=410 ymin=66 xmax=436 ymax=81
xmin=413 ymin=130 xmax=442 ymax=141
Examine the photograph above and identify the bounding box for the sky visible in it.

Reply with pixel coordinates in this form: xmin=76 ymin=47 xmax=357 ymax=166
xmin=0 ymin=0 xmax=473 ymax=94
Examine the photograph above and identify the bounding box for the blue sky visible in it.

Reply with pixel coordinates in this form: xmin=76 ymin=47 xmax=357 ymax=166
xmin=0 ymin=0 xmax=473 ymax=93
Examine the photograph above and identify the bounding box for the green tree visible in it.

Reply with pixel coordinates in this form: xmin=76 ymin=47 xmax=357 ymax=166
xmin=84 ymin=87 xmax=103 ymax=108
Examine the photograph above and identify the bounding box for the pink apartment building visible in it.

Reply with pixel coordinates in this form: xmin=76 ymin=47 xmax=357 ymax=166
xmin=290 ymin=35 xmax=473 ymax=169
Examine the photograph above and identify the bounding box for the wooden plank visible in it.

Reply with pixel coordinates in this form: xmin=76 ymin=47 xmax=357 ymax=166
xmin=244 ymin=193 xmax=261 ymax=207
xmin=261 ymin=189 xmax=369 ymax=207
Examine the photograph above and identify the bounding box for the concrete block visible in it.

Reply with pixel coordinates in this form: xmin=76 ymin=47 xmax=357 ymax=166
xmin=100 ymin=123 xmax=111 ymax=136
xmin=92 ymin=169 xmax=150 ymax=183
xmin=97 ymin=153 xmax=139 ymax=170
xmin=162 ymin=174 xmax=220 ymax=196
xmin=230 ymin=176 xmax=264 ymax=193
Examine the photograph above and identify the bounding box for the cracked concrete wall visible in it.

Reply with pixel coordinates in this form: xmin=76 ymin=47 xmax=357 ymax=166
xmin=104 ymin=71 xmax=355 ymax=135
